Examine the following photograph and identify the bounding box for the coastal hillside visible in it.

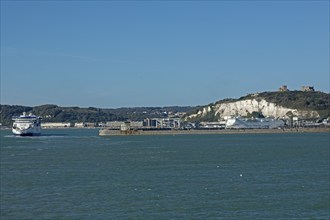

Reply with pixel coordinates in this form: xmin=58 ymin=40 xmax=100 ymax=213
xmin=1 ymin=91 xmax=329 ymax=126
xmin=185 ymin=91 xmax=330 ymax=121
xmin=0 ymin=104 xmax=195 ymax=126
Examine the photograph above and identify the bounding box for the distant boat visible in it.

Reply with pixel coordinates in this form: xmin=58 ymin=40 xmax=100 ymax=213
xmin=12 ymin=112 xmax=41 ymax=136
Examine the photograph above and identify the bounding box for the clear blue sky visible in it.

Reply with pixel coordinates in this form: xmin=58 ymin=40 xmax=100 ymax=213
xmin=1 ymin=1 xmax=329 ymax=108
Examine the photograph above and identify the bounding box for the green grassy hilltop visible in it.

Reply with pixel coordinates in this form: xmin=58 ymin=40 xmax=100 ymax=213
xmin=185 ymin=91 xmax=330 ymax=121
xmin=0 ymin=104 xmax=194 ymax=126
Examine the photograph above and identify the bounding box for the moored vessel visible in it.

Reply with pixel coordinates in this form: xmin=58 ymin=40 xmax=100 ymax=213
xmin=12 ymin=112 xmax=41 ymax=136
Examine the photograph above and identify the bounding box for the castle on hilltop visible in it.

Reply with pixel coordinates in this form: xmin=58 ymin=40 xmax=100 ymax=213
xmin=301 ymin=86 xmax=315 ymax=92
xmin=278 ymin=85 xmax=315 ymax=92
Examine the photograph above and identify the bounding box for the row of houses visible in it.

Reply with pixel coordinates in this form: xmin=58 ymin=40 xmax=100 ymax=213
xmin=41 ymin=122 xmax=96 ymax=128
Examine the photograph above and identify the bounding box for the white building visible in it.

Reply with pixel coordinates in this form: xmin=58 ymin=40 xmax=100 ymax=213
xmin=225 ymin=117 xmax=285 ymax=129
xmin=106 ymin=121 xmax=125 ymax=129
xmin=105 ymin=121 xmax=143 ymax=129
xmin=41 ymin=122 xmax=71 ymax=128
xmin=199 ymin=121 xmax=226 ymax=129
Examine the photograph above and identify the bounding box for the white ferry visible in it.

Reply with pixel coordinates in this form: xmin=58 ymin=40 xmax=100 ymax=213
xmin=225 ymin=117 xmax=285 ymax=129
xmin=12 ymin=112 xmax=41 ymax=136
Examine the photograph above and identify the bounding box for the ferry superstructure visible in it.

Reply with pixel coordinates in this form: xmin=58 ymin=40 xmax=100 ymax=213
xmin=12 ymin=112 xmax=41 ymax=136
xmin=225 ymin=117 xmax=285 ymax=129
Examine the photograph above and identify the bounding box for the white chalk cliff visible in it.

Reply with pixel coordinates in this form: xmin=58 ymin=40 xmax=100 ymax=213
xmin=186 ymin=98 xmax=319 ymax=120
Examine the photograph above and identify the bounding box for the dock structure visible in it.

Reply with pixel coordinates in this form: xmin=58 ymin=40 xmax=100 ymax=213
xmin=103 ymin=118 xmax=182 ymax=131
xmin=99 ymin=127 xmax=330 ymax=136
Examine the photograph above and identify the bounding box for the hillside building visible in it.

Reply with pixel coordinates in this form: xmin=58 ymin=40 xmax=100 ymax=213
xmin=279 ymin=85 xmax=289 ymax=92
xmin=301 ymin=86 xmax=314 ymax=92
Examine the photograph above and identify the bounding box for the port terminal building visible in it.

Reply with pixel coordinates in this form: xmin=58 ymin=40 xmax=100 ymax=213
xmin=104 ymin=118 xmax=181 ymax=130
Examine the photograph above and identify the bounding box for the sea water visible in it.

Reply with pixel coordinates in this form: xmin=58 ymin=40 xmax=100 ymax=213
xmin=1 ymin=129 xmax=329 ymax=219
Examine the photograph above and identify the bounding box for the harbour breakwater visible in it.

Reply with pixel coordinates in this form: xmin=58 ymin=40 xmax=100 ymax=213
xmin=99 ymin=127 xmax=330 ymax=136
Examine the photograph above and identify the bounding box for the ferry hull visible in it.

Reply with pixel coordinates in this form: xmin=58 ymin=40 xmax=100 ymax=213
xmin=12 ymin=127 xmax=41 ymax=136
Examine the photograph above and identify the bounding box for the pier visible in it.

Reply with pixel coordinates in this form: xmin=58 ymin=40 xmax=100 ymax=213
xmin=99 ymin=127 xmax=330 ymax=136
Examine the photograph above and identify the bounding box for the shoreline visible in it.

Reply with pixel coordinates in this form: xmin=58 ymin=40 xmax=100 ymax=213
xmin=99 ymin=127 xmax=330 ymax=136
xmin=2 ymin=126 xmax=329 ymax=135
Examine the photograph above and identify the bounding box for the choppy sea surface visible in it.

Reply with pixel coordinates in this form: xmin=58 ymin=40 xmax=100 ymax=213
xmin=0 ymin=129 xmax=329 ymax=219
